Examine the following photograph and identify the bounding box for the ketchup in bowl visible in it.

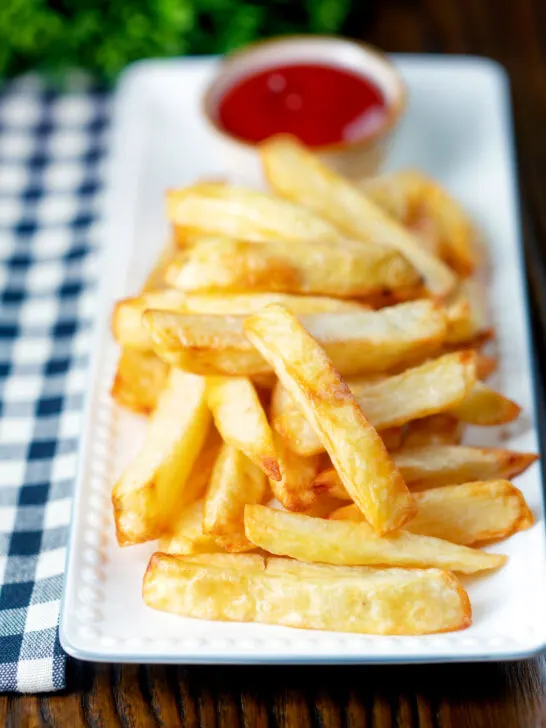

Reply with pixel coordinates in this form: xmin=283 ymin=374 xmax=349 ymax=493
xmin=217 ymin=63 xmax=388 ymax=148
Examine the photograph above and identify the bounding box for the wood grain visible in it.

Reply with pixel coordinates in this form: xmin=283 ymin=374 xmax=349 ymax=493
xmin=3 ymin=0 xmax=546 ymax=725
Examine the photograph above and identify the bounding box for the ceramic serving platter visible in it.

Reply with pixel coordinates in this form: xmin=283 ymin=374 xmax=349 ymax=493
xmin=60 ymin=55 xmax=546 ymax=663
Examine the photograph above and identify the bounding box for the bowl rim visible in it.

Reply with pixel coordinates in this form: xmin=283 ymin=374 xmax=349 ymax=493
xmin=201 ymin=35 xmax=407 ymax=155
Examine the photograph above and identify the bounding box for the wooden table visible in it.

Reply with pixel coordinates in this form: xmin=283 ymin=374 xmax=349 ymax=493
xmin=3 ymin=0 xmax=546 ymax=725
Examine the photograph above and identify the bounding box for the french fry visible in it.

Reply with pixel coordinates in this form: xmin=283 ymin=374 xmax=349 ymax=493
xmin=403 ymin=414 xmax=462 ymax=447
xmin=261 ymin=136 xmax=456 ymax=296
xmin=270 ymin=431 xmax=321 ymax=511
xmin=142 ymin=236 xmax=178 ymax=291
xmin=166 ymin=236 xmax=420 ymax=300
xmin=110 ymin=349 xmax=168 ymax=415
xmin=144 ymin=299 xmax=447 ymax=377
xmin=167 ymin=183 xmax=345 ymax=243
xmin=244 ymin=505 xmax=506 ymax=574
xmin=445 ymin=279 xmax=491 ymax=345
xmin=207 ymin=376 xmax=280 ymax=480
xmin=272 ymin=352 xmax=477 ymax=456
xmin=330 ymin=481 xmax=533 ymax=546
xmin=450 ymin=381 xmax=521 ymax=425
xmin=112 ymin=370 xmax=210 ymax=545
xmin=158 ymin=499 xmax=223 ymax=555
xmin=203 ymin=444 xmax=266 ymax=552
xmin=113 ymin=289 xmax=368 ymax=351
xmin=314 ymin=445 xmax=538 ymax=497
xmin=244 ymin=305 xmax=416 ymax=534
xmin=362 ymin=170 xmax=478 ymax=276
xmin=143 ymin=552 xmax=472 ymax=635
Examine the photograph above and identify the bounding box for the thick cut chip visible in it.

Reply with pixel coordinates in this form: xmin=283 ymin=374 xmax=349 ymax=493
xmin=244 ymin=305 xmax=416 ymax=534
xmin=362 ymin=170 xmax=478 ymax=276
xmin=329 ymin=481 xmax=533 ymax=546
xmin=110 ymin=349 xmax=168 ymax=415
xmin=142 ymin=237 xmax=178 ymax=291
xmin=143 ymin=552 xmax=471 ymax=635
xmin=244 ymin=505 xmax=505 ymax=574
xmin=112 ymin=370 xmax=210 ymax=545
xmin=203 ymin=443 xmax=267 ymax=552
xmin=403 ymin=414 xmax=462 ymax=447
xmin=113 ymin=290 xmax=367 ymax=351
xmin=166 ymin=236 xmax=420 ymax=299
xmin=314 ymin=445 xmax=539 ymax=497
xmin=449 ymin=381 xmax=521 ymax=425
xmin=158 ymin=499 xmax=223 ymax=555
xmin=207 ymin=376 xmax=280 ymax=480
xmin=167 ymin=183 xmax=345 ymax=243
xmin=261 ymin=136 xmax=456 ymax=296
xmin=269 ymin=431 xmax=321 ymax=511
xmin=272 ymin=352 xmax=477 ymax=456
xmin=144 ymin=300 xmax=447 ymax=377
xmin=445 ymin=279 xmax=491 ymax=345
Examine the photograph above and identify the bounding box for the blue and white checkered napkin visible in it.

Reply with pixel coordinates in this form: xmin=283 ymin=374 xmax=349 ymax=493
xmin=0 ymin=76 xmax=109 ymax=692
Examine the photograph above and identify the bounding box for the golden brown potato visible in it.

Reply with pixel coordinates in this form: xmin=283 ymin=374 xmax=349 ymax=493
xmin=450 ymin=381 xmax=521 ymax=425
xmin=244 ymin=305 xmax=416 ymax=535
xmin=269 ymin=431 xmax=322 ymax=511
xmin=143 ymin=300 xmax=447 ymax=378
xmin=362 ymin=170 xmax=478 ymax=276
xmin=260 ymin=136 xmax=456 ymax=296
xmin=167 ymin=183 xmax=345 ymax=243
xmin=112 ymin=289 xmax=368 ymax=351
xmin=203 ymin=443 xmax=267 ymax=552
xmin=112 ymin=370 xmax=210 ymax=545
xmin=158 ymin=499 xmax=223 ymax=556
xmin=244 ymin=505 xmax=506 ymax=574
xmin=271 ymin=351 xmax=477 ymax=457
xmin=207 ymin=376 xmax=280 ymax=480
xmin=143 ymin=552 xmax=472 ymax=635
xmin=445 ymin=279 xmax=491 ymax=345
xmin=314 ymin=445 xmax=538 ymax=497
xmin=110 ymin=349 xmax=168 ymax=415
xmin=403 ymin=414 xmax=463 ymax=447
xmin=330 ymin=481 xmax=533 ymax=545
xmin=166 ymin=235 xmax=420 ymax=300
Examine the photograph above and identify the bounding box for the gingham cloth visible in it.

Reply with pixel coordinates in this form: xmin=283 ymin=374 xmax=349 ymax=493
xmin=0 ymin=76 xmax=109 ymax=692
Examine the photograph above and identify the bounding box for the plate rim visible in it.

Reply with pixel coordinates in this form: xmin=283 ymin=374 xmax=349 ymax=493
xmin=60 ymin=54 xmax=546 ymax=664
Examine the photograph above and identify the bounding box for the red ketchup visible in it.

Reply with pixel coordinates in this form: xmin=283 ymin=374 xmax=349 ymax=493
xmin=217 ymin=63 xmax=387 ymax=148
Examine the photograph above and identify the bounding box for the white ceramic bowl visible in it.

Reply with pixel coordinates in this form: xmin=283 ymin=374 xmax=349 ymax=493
xmin=202 ymin=36 xmax=406 ymax=181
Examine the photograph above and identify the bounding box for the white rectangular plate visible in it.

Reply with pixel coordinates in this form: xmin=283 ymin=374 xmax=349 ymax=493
xmin=61 ymin=55 xmax=546 ymax=663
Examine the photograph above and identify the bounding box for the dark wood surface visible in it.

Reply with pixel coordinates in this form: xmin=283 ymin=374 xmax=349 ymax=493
xmin=3 ymin=0 xmax=546 ymax=725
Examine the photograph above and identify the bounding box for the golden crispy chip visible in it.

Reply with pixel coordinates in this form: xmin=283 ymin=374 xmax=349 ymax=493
xmin=269 ymin=431 xmax=321 ymax=511
xmin=450 ymin=381 xmax=521 ymax=425
xmin=113 ymin=289 xmax=367 ymax=350
xmin=207 ymin=376 xmax=280 ymax=480
xmin=142 ymin=237 xmax=178 ymax=291
xmin=244 ymin=504 xmax=505 ymax=574
xmin=272 ymin=352 xmax=477 ymax=456
xmin=167 ymin=183 xmax=345 ymax=243
xmin=362 ymin=170 xmax=478 ymax=276
xmin=314 ymin=445 xmax=538 ymax=497
xmin=159 ymin=499 xmax=223 ymax=555
xmin=112 ymin=370 xmax=210 ymax=545
xmin=403 ymin=414 xmax=463 ymax=447
xmin=445 ymin=279 xmax=491 ymax=345
xmin=166 ymin=235 xmax=420 ymax=300
xmin=110 ymin=349 xmax=168 ymax=415
xmin=330 ymin=481 xmax=533 ymax=545
xmin=244 ymin=305 xmax=416 ymax=534
xmin=143 ymin=300 xmax=447 ymax=377
xmin=261 ymin=136 xmax=456 ymax=296
xmin=203 ymin=443 xmax=267 ymax=552
xmin=143 ymin=552 xmax=472 ymax=635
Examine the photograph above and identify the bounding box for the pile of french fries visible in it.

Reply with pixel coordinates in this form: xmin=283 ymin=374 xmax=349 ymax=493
xmin=111 ymin=136 xmax=538 ymax=636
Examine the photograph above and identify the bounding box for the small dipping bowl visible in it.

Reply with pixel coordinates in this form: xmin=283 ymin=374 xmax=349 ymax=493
xmin=202 ymin=36 xmax=406 ymax=180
